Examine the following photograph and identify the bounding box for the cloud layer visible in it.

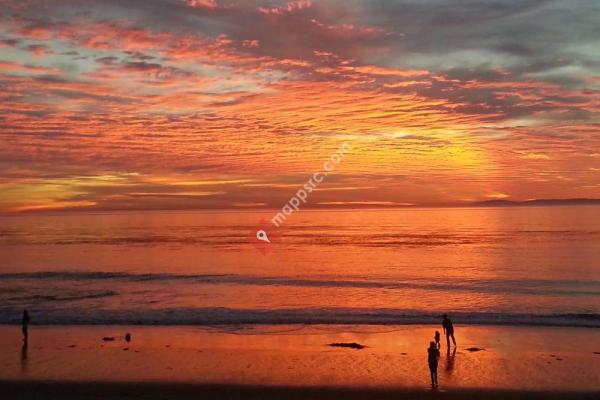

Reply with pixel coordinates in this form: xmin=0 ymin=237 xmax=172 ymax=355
xmin=0 ymin=0 xmax=599 ymax=212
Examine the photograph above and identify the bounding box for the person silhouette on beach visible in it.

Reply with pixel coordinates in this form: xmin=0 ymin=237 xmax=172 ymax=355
xmin=442 ymin=314 xmax=456 ymax=348
xmin=427 ymin=341 xmax=440 ymax=387
xmin=434 ymin=330 xmax=441 ymax=349
xmin=22 ymin=310 xmax=30 ymax=344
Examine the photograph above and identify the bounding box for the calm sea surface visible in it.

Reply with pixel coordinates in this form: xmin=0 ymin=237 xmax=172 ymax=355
xmin=0 ymin=206 xmax=598 ymax=327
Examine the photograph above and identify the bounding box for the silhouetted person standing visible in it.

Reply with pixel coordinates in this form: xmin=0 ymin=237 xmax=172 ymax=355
xmin=442 ymin=314 xmax=456 ymax=348
xmin=427 ymin=341 xmax=440 ymax=387
xmin=22 ymin=310 xmax=30 ymax=344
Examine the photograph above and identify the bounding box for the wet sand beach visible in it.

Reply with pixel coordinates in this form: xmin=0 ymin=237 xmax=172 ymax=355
xmin=0 ymin=324 xmax=598 ymax=399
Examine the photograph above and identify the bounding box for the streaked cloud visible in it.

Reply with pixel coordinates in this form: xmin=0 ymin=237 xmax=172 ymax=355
xmin=0 ymin=0 xmax=598 ymax=212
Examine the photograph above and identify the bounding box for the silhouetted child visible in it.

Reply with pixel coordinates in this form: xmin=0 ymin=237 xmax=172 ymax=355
xmin=22 ymin=310 xmax=30 ymax=343
xmin=427 ymin=341 xmax=440 ymax=387
xmin=434 ymin=331 xmax=441 ymax=349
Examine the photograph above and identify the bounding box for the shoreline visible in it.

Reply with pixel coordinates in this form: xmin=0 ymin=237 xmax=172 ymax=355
xmin=0 ymin=307 xmax=598 ymax=328
xmin=1 ymin=311 xmax=599 ymax=329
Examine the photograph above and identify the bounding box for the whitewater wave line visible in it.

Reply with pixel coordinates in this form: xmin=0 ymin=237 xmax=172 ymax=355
xmin=0 ymin=307 xmax=597 ymax=328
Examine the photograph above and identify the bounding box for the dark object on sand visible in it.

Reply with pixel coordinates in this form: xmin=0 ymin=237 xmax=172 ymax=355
xmin=125 ymin=333 xmax=131 ymax=342
xmin=593 ymin=352 xmax=600 ymax=355
xmin=102 ymin=337 xmax=115 ymax=342
xmin=329 ymin=342 xmax=365 ymax=349
xmin=466 ymin=347 xmax=485 ymax=352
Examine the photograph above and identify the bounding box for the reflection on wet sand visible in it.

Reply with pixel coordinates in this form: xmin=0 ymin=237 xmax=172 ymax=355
xmin=446 ymin=346 xmax=456 ymax=374
xmin=20 ymin=341 xmax=28 ymax=374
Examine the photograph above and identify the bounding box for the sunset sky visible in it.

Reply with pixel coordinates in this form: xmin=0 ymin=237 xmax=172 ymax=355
xmin=1 ymin=0 xmax=599 ymax=212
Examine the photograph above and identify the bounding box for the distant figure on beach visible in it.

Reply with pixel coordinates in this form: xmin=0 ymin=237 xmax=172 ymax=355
xmin=427 ymin=341 xmax=440 ymax=387
xmin=434 ymin=330 xmax=441 ymax=349
xmin=22 ymin=310 xmax=30 ymax=343
xmin=442 ymin=314 xmax=456 ymax=348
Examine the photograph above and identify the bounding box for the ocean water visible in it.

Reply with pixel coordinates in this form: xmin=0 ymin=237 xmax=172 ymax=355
xmin=0 ymin=206 xmax=599 ymax=327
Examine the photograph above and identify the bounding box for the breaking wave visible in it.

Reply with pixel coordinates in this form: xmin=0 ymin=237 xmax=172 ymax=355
xmin=0 ymin=307 xmax=597 ymax=328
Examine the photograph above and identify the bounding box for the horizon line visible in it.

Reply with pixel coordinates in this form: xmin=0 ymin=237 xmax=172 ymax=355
xmin=2 ymin=199 xmax=599 ymax=217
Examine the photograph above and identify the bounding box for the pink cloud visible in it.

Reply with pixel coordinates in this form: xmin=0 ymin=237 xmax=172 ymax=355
xmin=242 ymin=39 xmax=259 ymax=48
xmin=185 ymin=0 xmax=219 ymax=9
xmin=259 ymin=1 xmax=312 ymax=15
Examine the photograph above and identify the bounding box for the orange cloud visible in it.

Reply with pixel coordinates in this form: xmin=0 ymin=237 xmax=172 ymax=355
xmin=0 ymin=0 xmax=599 ymax=212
